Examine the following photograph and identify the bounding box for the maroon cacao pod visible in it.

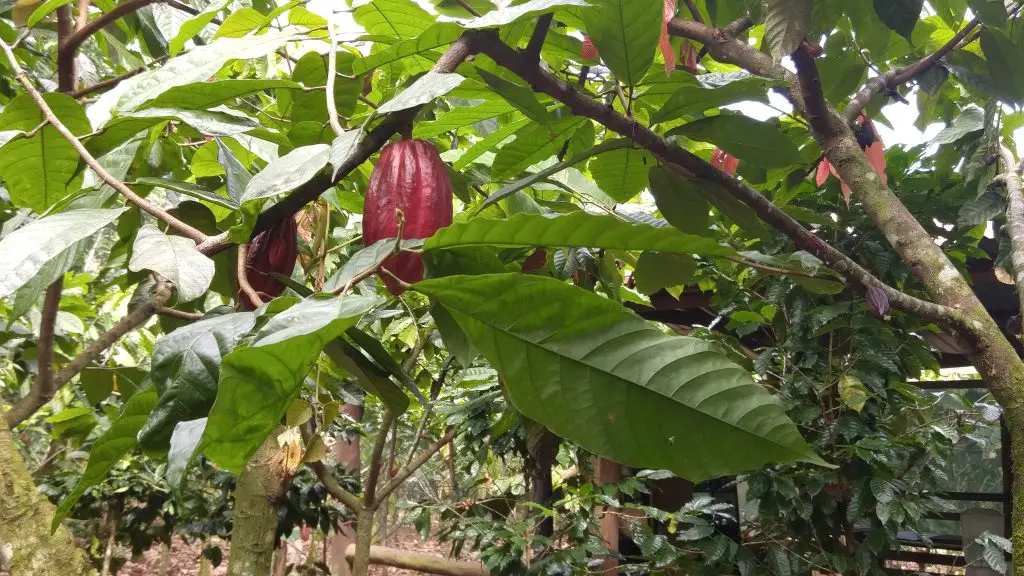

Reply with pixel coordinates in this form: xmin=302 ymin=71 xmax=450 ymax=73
xmin=238 ymin=217 xmax=298 ymax=310
xmin=363 ymin=139 xmax=453 ymax=295
xmin=866 ymin=286 xmax=890 ymax=319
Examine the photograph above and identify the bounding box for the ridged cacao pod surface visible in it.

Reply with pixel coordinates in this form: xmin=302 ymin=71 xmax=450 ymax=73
xmin=238 ymin=218 xmax=298 ymax=310
xmin=363 ymin=139 xmax=453 ymax=295
xmin=865 ymin=286 xmax=890 ymax=319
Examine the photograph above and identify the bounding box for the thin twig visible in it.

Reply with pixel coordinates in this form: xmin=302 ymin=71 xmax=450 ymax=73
xmin=375 ymin=428 xmax=457 ymax=506
xmin=5 ymin=280 xmax=62 ymax=427
xmin=404 ymin=356 xmax=454 ymax=466
xmin=60 ymin=0 xmax=161 ymax=73
xmin=157 ymin=307 xmax=204 ymax=321
xmin=454 ymin=0 xmax=482 ymax=17
xmin=301 ymin=424 xmax=364 ymax=513
xmin=364 ymin=411 xmax=395 ymax=509
xmin=333 ymin=210 xmax=406 ymax=296
xmin=71 ymin=57 xmax=167 ymax=98
xmin=0 ymin=39 xmax=209 ymax=245
xmin=682 ymin=0 xmax=703 ymax=24
xmin=326 ymin=20 xmax=345 ymax=138
xmin=236 ymin=244 xmax=265 ymax=308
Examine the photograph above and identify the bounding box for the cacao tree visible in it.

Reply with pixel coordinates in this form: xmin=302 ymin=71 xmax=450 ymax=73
xmin=1 ymin=0 xmax=1023 ymax=575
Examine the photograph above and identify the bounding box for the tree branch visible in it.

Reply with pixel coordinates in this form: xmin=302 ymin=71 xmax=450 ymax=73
xmin=157 ymin=307 xmax=204 ymax=321
xmin=472 ymin=32 xmax=959 ymax=325
xmin=75 ymin=0 xmax=91 ymax=31
xmin=5 ymin=280 xmax=171 ymax=427
xmin=1001 ymin=147 xmax=1024 ymax=328
xmin=56 ymin=4 xmax=76 ymax=92
xmin=454 ymin=0 xmax=481 ymax=17
xmin=375 ymin=428 xmax=456 ymax=507
xmin=326 ymin=21 xmax=345 ymax=138
xmin=71 ymin=58 xmax=165 ymax=99
xmin=236 ymin=244 xmax=265 ymax=308
xmin=344 ymin=544 xmax=490 ymax=576
xmin=523 ymin=13 xmax=553 ymax=63
xmin=363 ymin=410 xmax=394 ymax=509
xmin=59 ymin=0 xmax=161 ymax=72
xmin=5 ymin=280 xmax=63 ymax=427
xmin=300 ymin=424 xmax=364 ymax=513
xmin=682 ymin=0 xmax=704 ymax=24
xmin=0 ymin=39 xmax=210 ymax=246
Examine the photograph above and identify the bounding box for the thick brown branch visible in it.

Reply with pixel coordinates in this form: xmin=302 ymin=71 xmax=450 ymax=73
xmin=523 ymin=13 xmax=553 ymax=62
xmin=1001 ymin=147 xmax=1024 ymax=326
xmin=60 ymin=0 xmax=160 ymax=70
xmin=0 ymin=40 xmax=210 ymax=245
xmin=473 ymin=33 xmax=958 ymax=325
xmin=57 ymin=5 xmax=76 ymax=92
xmin=375 ymin=428 xmax=456 ymax=507
xmin=5 ymin=280 xmax=63 ymax=427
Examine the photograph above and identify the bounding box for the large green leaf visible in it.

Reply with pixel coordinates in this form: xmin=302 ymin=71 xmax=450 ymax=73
xmin=476 ymin=69 xmax=552 ymax=123
xmin=424 ymin=212 xmax=737 ymax=257
xmin=323 ymin=338 xmax=411 ymax=415
xmin=765 ymin=0 xmax=812 ymax=61
xmin=580 ymin=0 xmax=661 ymax=86
xmin=414 ymin=99 xmax=516 ymax=139
xmin=588 ymin=147 xmax=650 ymax=202
xmin=352 ymin=22 xmax=463 ymax=75
xmin=128 ymin=225 xmax=215 ymax=302
xmin=491 ymin=116 xmax=585 ymax=180
xmin=202 ymin=295 xmax=380 ymax=474
xmin=167 ymin=418 xmax=207 ymax=488
xmin=451 ymin=116 xmax=531 ymax=171
xmin=652 ymin=78 xmax=774 ymax=124
xmin=0 ymin=209 xmax=124 ymax=298
xmin=285 ymin=52 xmax=360 ymax=124
xmin=241 ymin=144 xmax=331 ymax=203
xmin=118 ymin=108 xmax=260 ymax=137
xmin=872 ymin=0 xmax=923 ymax=41
xmin=968 ymin=0 xmax=1007 ymax=27
xmin=143 ymin=79 xmax=302 ymax=111
xmin=669 ymin=115 xmax=804 ymax=168
xmin=354 ymin=0 xmax=434 ymax=39
xmin=980 ymin=28 xmax=1024 ymax=104
xmin=115 ymin=30 xmax=297 ymax=112
xmin=378 ymin=71 xmax=467 ymax=114
xmin=167 ymin=0 xmax=230 ymax=55
xmin=648 ymin=165 xmax=768 ymax=238
xmin=51 ymin=386 xmax=159 ymax=531
xmin=414 ymin=274 xmax=827 ymax=480
xmin=0 ymin=93 xmax=91 ymax=211
xmin=135 ymin=177 xmax=238 ymax=210
xmin=137 ymin=311 xmax=257 ymax=451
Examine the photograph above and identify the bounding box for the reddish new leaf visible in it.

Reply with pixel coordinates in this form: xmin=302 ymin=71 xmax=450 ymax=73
xmin=581 ymin=36 xmax=599 ymax=60
xmin=659 ymin=0 xmax=677 ymax=75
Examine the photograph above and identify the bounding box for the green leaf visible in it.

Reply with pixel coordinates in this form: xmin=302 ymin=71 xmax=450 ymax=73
xmin=968 ymin=0 xmax=1007 ymax=27
xmin=116 ymin=30 xmax=297 ymax=112
xmin=452 ymin=116 xmax=530 ymax=171
xmin=0 ymin=209 xmax=124 ymax=298
xmin=958 ymin=189 xmax=1004 ymax=227
xmin=476 ymin=68 xmax=552 ymax=123
xmin=873 ymin=0 xmax=923 ymax=41
xmin=166 ymin=418 xmax=207 ymax=489
xmin=491 ymin=116 xmax=585 ymax=180
xmin=345 ymin=326 xmax=428 ymax=407
xmin=634 ymin=252 xmax=696 ymax=295
xmin=354 ymin=0 xmax=434 ymax=39
xmin=352 ymin=22 xmax=463 ymax=75
xmin=980 ymin=28 xmax=1024 ymax=104
xmin=0 ymin=93 xmax=91 ymax=211
xmin=461 ymin=0 xmax=589 ymax=28
xmin=138 ymin=312 xmax=257 ymax=451
xmin=134 ymin=177 xmax=238 ymax=209
xmin=168 ymin=0 xmax=230 ymax=55
xmin=839 ymin=375 xmax=868 ymax=412
xmin=415 ymin=274 xmax=827 ymax=480
xmin=580 ymin=0 xmax=662 ymax=86
xmin=10 ymin=240 xmax=85 ymax=322
xmin=329 ymin=129 xmax=366 ymax=178
xmin=128 ymin=225 xmax=214 ymax=303
xmin=648 ymin=166 xmax=767 ymax=237
xmin=652 ymin=78 xmax=774 ymax=124
xmin=323 ymin=238 xmax=424 ymax=292
xmin=425 ymin=212 xmax=737 ymax=256
xmin=26 ymin=0 xmax=72 ymax=27
xmin=202 ymin=295 xmax=380 ymax=473
xmin=241 ymin=144 xmax=331 ymax=203
xmin=323 ymin=337 xmax=411 ymax=414
xmin=286 ymin=52 xmax=360 ymax=124
xmin=588 ymin=147 xmax=650 ymax=203
xmin=378 ymin=71 xmax=467 ymax=114
xmin=143 ymin=79 xmax=301 ymax=111
xmin=765 ymin=0 xmax=812 ymax=61
xmin=669 ymin=115 xmax=803 ymax=168
xmin=214 ymin=7 xmax=267 ymax=38
xmin=738 ymin=250 xmax=846 ymax=294
xmin=51 ymin=386 xmax=159 ymax=531
xmin=216 ymin=137 xmax=252 ymax=203
xmin=934 ymin=107 xmax=985 ymax=144
xmin=414 ymin=100 xmax=516 ymax=139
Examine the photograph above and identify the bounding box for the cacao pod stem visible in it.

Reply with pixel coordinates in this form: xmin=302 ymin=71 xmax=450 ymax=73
xmin=333 ymin=209 xmax=407 ymax=296
xmin=237 ymin=243 xmax=266 ymax=308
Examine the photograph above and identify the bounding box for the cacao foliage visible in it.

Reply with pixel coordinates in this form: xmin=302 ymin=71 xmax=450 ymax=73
xmin=363 ymin=139 xmax=453 ymax=294
xmin=238 ymin=218 xmax=298 ymax=310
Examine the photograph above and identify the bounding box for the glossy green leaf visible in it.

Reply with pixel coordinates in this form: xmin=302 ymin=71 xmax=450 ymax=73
xmin=51 ymin=386 xmax=159 ymax=531
xmin=345 ymin=326 xmax=427 ymax=406
xmin=765 ymin=0 xmax=812 ymax=61
xmin=353 ymin=22 xmax=463 ymax=75
xmin=491 ymin=117 xmax=585 ymax=180
xmin=143 ymin=79 xmax=301 ymax=110
xmin=214 ymin=7 xmax=267 ymax=38
xmin=26 ymin=0 xmax=72 ymax=27
xmin=138 ymin=312 xmax=257 ymax=451
xmin=323 ymin=338 xmax=411 ymax=415
xmin=203 ymin=295 xmax=380 ymax=473
xmin=0 ymin=93 xmax=91 ymax=211
xmin=415 ymin=274 xmax=827 ymax=480
xmin=241 ymin=144 xmax=331 ymax=203
xmin=378 ymin=71 xmax=467 ymax=114
xmin=452 ymin=116 xmax=530 ymax=171
xmin=634 ymin=252 xmax=696 ymax=295
xmin=873 ymin=0 xmax=923 ymax=41
xmin=167 ymin=0 xmax=230 ymax=55
xmin=135 ymin=177 xmax=238 ymax=209
xmin=968 ymin=0 xmax=1007 ymax=27
xmin=0 ymin=209 xmax=124 ymax=298
xmin=414 ymin=100 xmax=516 ymax=139
xmin=166 ymin=418 xmax=207 ymax=489
xmin=652 ymin=78 xmax=774 ymax=124
xmin=424 ymin=212 xmax=737 ymax=256
xmin=354 ymin=0 xmax=434 ymax=39
xmin=476 ymin=68 xmax=552 ymax=123
xmin=669 ymin=115 xmax=803 ymax=168
xmin=323 ymin=238 xmax=424 ymax=292
xmin=648 ymin=165 xmax=768 ymax=237
xmin=980 ymin=28 xmax=1024 ymax=104
xmin=588 ymin=147 xmax=650 ymax=203
xmin=128 ymin=225 xmax=215 ymax=302
xmin=580 ymin=0 xmax=661 ymax=86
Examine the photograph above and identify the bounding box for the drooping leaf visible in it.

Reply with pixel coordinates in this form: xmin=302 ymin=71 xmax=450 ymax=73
xmin=424 ymin=212 xmax=737 ymax=256
xmin=414 ymin=274 xmax=828 ymax=480
xmin=143 ymin=79 xmax=302 ymax=111
xmin=352 ymin=22 xmax=463 ymax=75
xmin=10 ymin=240 xmax=85 ymax=322
xmin=414 ymin=100 xmax=517 ymax=139
xmin=872 ymin=0 xmax=923 ymax=41
xmin=377 ymin=71 xmax=467 ymax=114
xmin=476 ymin=68 xmax=552 ymax=123
xmin=167 ymin=0 xmax=230 ymax=55
xmin=323 ymin=238 xmax=425 ymax=292
xmin=202 ymin=295 xmax=381 ymax=474
xmin=0 ymin=93 xmax=91 ymax=211
xmin=934 ymin=107 xmax=985 ymax=144
xmin=216 ymin=138 xmax=252 ymax=204
xmin=0 ymin=209 xmax=124 ymax=298
xmin=652 ymin=77 xmax=774 ymax=124
xmin=137 ymin=312 xmax=257 ymax=451
xmin=51 ymin=386 xmax=159 ymax=531
xmin=980 ymin=28 xmax=1024 ymax=104
xmin=669 ymin=115 xmax=804 ymax=168
xmin=648 ymin=166 xmax=768 ymax=237
xmin=345 ymin=326 xmax=427 ymax=406
xmin=634 ymin=252 xmax=696 ymax=295
xmin=241 ymin=144 xmax=331 ymax=203
xmin=323 ymin=337 xmax=411 ymax=415
xmin=581 ymin=0 xmax=662 ymax=86
xmin=765 ymin=0 xmax=812 ymax=61
xmin=128 ymin=225 xmax=215 ymax=302
xmin=166 ymin=418 xmax=207 ymax=489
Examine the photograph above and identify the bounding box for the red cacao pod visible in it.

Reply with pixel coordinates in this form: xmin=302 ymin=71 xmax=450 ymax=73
xmin=363 ymin=139 xmax=453 ymax=295
xmin=238 ymin=217 xmax=298 ymax=310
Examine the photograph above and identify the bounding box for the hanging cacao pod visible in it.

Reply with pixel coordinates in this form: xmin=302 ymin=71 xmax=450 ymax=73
xmin=865 ymin=286 xmax=891 ymax=319
xmin=238 ymin=217 xmax=298 ymax=310
xmin=363 ymin=139 xmax=453 ymax=295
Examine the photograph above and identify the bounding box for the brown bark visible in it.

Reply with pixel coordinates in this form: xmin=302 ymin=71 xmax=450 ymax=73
xmin=593 ymin=458 xmax=621 ymax=572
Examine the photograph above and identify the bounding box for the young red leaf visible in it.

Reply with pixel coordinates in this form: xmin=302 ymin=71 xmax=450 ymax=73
xmin=659 ymin=0 xmax=677 ymax=75
xmin=581 ymin=36 xmax=599 ymax=60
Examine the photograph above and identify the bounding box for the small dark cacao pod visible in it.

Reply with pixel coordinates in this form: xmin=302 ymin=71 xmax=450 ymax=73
xmin=363 ymin=139 xmax=453 ymax=295
xmin=866 ymin=286 xmax=890 ymax=319
xmin=238 ymin=217 xmax=298 ymax=310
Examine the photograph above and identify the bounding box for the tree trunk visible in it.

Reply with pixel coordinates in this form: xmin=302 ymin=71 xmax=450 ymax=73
xmin=228 ymin=428 xmax=294 ymax=576
xmin=0 ymin=415 xmax=92 ymax=575
xmin=524 ymin=422 xmax=558 ymax=540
